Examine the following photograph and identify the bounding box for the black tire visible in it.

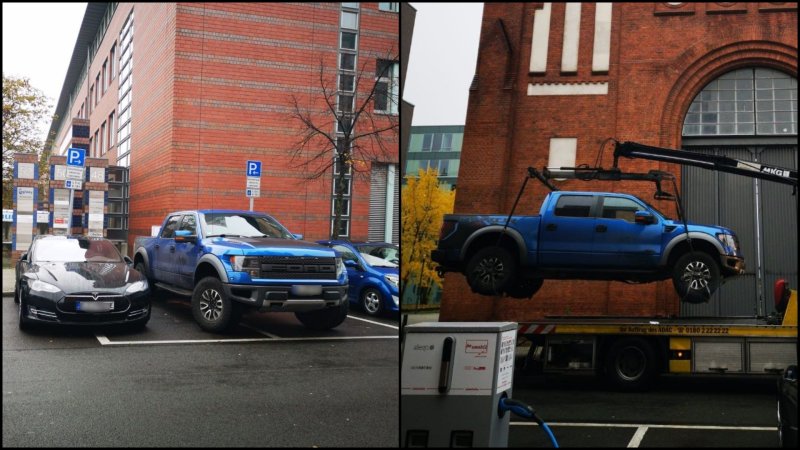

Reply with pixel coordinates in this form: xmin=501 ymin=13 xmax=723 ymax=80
xmin=672 ymin=252 xmax=720 ymax=304
xmin=604 ymin=338 xmax=657 ymax=391
xmin=135 ymin=261 xmax=162 ymax=299
xmin=18 ymin=296 xmax=31 ymax=331
xmin=465 ymin=247 xmax=516 ymax=296
xmin=295 ymin=301 xmax=349 ymax=330
xmin=14 ymin=284 xmax=20 ymax=304
xmin=505 ymin=277 xmax=543 ymax=299
xmin=192 ymin=277 xmax=236 ymax=333
xmin=360 ymin=287 xmax=384 ymax=317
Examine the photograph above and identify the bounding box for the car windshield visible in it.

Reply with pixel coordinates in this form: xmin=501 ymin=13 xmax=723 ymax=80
xmin=201 ymin=213 xmax=293 ymax=239
xmin=356 ymin=244 xmax=399 ymax=264
xmin=33 ymin=238 xmax=123 ymax=263
xmin=360 ymin=252 xmax=397 ymax=268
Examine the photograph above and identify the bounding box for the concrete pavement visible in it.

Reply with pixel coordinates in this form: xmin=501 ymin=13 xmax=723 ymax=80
xmin=3 ymin=268 xmax=14 ymax=296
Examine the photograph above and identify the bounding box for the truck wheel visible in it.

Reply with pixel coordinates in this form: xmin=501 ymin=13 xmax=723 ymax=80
xmin=295 ymin=301 xmax=349 ymax=330
xmin=672 ymin=252 xmax=720 ymax=303
xmin=192 ymin=277 xmax=236 ymax=333
xmin=361 ymin=287 xmax=384 ymax=317
xmin=466 ymin=247 xmax=516 ymax=296
xmin=505 ymin=277 xmax=543 ymax=299
xmin=605 ymin=338 xmax=657 ymax=391
xmin=135 ymin=261 xmax=161 ymax=299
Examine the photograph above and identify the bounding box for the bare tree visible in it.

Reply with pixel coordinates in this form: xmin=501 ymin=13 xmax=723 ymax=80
xmin=289 ymin=51 xmax=399 ymax=240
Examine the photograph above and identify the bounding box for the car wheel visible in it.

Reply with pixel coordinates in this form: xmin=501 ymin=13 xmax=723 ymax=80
xmin=505 ymin=277 xmax=543 ymax=299
xmin=465 ymin=247 xmax=516 ymax=296
xmin=605 ymin=338 xmax=657 ymax=391
xmin=14 ymin=284 xmax=20 ymax=304
xmin=18 ymin=296 xmax=31 ymax=331
xmin=672 ymin=252 xmax=720 ymax=304
xmin=295 ymin=301 xmax=349 ymax=330
xmin=361 ymin=287 xmax=384 ymax=316
xmin=192 ymin=277 xmax=236 ymax=333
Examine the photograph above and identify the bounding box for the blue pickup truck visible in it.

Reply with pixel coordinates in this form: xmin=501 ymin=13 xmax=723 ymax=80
xmin=432 ymin=191 xmax=745 ymax=303
xmin=134 ymin=210 xmax=348 ymax=332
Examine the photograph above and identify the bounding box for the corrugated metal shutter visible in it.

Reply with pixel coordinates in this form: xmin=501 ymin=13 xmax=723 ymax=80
xmin=369 ymin=163 xmax=387 ymax=242
xmin=681 ymin=145 xmax=797 ymax=317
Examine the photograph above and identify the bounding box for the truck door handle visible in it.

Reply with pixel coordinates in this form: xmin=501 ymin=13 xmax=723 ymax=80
xmin=155 ymin=244 xmax=160 ymax=250
xmin=545 ymin=224 xmax=557 ymax=232
xmin=169 ymin=245 xmax=175 ymax=253
xmin=596 ymin=225 xmax=607 ymax=233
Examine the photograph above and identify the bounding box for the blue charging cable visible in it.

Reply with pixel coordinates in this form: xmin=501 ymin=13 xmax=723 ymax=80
xmin=498 ymin=397 xmax=559 ymax=448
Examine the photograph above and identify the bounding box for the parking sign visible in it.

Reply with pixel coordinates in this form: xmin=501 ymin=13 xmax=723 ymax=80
xmin=247 ymin=160 xmax=261 ymax=177
xmin=67 ymin=148 xmax=86 ymax=167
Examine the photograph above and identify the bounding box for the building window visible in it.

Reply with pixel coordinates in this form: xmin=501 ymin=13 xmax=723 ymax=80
xmin=95 ymin=73 xmax=100 ymax=104
xmin=110 ymin=43 xmax=116 ymax=80
xmin=683 ymin=67 xmax=797 ymax=136
xmin=108 ymin=111 xmax=115 ymax=150
xmin=375 ymin=60 xmax=399 ymax=114
xmin=339 ymin=74 xmax=355 ymax=92
xmin=102 ymin=59 xmax=108 ymax=93
xmin=341 ymin=11 xmax=358 ymax=29
xmin=379 ymin=2 xmax=399 ymax=12
xmin=341 ymin=32 xmax=357 ymax=50
xmin=338 ymin=94 xmax=353 ymax=113
xmin=100 ymin=122 xmax=106 ymax=155
xmin=340 ymin=53 xmax=356 ymax=71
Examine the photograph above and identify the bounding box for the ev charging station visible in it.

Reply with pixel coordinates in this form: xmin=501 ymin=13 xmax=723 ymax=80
xmin=401 ymin=322 xmax=518 ymax=447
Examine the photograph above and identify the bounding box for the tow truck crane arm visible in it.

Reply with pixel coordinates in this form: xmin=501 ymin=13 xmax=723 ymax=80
xmin=612 ymin=141 xmax=798 ymax=188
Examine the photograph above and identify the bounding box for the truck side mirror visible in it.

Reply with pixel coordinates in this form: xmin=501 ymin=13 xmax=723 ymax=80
xmin=292 ymin=234 xmax=304 ymax=240
xmin=634 ymin=211 xmax=656 ymax=225
xmin=175 ymin=229 xmax=198 ymax=244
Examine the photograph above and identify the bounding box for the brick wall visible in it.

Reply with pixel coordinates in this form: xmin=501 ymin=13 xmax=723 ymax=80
xmin=442 ymin=2 xmax=798 ymax=322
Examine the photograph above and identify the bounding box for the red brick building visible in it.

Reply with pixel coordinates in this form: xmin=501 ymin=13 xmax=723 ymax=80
xmin=48 ymin=3 xmax=399 ymax=255
xmin=442 ymin=3 xmax=797 ymax=321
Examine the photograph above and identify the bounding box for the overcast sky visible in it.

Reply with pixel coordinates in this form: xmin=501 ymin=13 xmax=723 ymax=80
xmin=404 ymin=3 xmax=483 ymax=127
xmin=3 ymin=2 xmax=87 ymax=141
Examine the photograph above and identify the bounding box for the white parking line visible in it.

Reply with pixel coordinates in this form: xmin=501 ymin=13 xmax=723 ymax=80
xmin=346 ymin=314 xmax=399 ymax=330
xmin=627 ymin=426 xmax=648 ymax=448
xmin=239 ymin=323 xmax=280 ymax=338
xmin=511 ymin=421 xmax=776 ymax=431
xmin=95 ymin=334 xmax=397 ymax=346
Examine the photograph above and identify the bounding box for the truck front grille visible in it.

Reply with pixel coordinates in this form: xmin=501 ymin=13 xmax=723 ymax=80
xmin=258 ymin=256 xmax=337 ymax=280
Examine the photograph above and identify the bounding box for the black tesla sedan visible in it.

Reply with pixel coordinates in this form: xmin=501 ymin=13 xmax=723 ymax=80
xmin=15 ymin=235 xmax=151 ymax=331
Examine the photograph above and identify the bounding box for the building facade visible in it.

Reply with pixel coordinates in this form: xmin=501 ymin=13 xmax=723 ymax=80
xmin=405 ymin=125 xmax=464 ymax=190
xmin=47 ymin=2 xmax=400 ymax=255
xmin=441 ymin=2 xmax=797 ymax=322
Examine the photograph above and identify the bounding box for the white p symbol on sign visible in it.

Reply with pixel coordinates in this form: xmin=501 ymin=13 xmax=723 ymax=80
xmin=67 ymin=148 xmax=85 ymax=166
xmin=247 ymin=160 xmax=261 ymax=177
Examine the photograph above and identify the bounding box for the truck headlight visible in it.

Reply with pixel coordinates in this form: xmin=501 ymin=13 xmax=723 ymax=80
xmin=230 ymin=256 xmax=260 ymax=278
xmin=716 ymin=233 xmax=738 ymax=252
xmin=384 ymin=274 xmax=399 ymax=289
xmin=335 ymin=257 xmax=346 ymax=279
xmin=125 ymin=279 xmax=148 ymax=294
xmin=30 ymin=280 xmax=62 ymax=294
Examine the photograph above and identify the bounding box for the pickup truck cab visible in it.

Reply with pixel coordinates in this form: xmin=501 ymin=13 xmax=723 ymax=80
xmin=432 ymin=191 xmax=745 ymax=303
xmin=134 ymin=210 xmax=348 ymax=332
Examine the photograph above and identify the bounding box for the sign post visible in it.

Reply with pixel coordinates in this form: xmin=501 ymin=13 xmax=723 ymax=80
xmin=246 ymin=160 xmax=262 ymax=211
xmin=65 ymin=148 xmax=85 ymax=234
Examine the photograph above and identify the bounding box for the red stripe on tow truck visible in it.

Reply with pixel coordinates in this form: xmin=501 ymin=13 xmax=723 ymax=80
xmin=519 ymin=324 xmax=555 ymax=334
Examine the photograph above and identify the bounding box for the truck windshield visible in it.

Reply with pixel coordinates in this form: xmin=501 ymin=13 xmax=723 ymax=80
xmin=201 ymin=213 xmax=293 ymax=239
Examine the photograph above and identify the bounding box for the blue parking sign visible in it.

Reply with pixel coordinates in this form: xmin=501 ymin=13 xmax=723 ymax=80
xmin=247 ymin=160 xmax=261 ymax=177
xmin=67 ymin=148 xmax=85 ymax=167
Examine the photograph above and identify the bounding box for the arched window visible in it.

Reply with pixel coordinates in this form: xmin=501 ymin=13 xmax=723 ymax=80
xmin=683 ymin=68 xmax=797 ymax=136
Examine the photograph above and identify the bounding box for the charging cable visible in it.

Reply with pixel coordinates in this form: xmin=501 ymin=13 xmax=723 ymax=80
xmin=498 ymin=397 xmax=559 ymax=448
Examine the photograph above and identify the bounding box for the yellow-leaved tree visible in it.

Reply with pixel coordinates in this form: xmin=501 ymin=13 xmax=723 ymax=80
xmin=401 ymin=168 xmax=455 ymax=308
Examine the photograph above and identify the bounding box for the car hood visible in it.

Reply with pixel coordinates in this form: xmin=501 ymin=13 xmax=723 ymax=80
xmin=204 ymin=237 xmax=337 ymax=258
xmin=30 ymin=261 xmax=144 ymax=293
xmin=664 ymin=220 xmax=736 ymax=235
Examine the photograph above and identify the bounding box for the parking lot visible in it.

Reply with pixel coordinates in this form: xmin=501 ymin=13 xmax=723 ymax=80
xmin=3 ymin=289 xmax=399 ymax=447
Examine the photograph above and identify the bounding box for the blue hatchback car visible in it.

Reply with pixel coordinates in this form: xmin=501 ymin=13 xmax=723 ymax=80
xmin=317 ymin=240 xmax=399 ymax=317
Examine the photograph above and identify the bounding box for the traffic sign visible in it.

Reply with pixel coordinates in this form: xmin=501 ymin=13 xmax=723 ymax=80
xmin=246 ymin=189 xmax=260 ymax=198
xmin=65 ymin=179 xmax=83 ymax=190
xmin=67 ymin=148 xmax=86 ymax=167
xmin=246 ymin=177 xmax=261 ymax=189
xmin=66 ymin=166 xmax=84 ymax=181
xmin=246 ymin=160 xmax=262 ymax=177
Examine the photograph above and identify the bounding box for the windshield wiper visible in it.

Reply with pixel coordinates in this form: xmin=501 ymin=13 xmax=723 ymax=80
xmin=207 ymin=234 xmax=246 ymax=238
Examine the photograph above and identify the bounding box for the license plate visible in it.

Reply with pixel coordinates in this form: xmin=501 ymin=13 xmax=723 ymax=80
xmin=291 ymin=285 xmax=322 ymax=296
xmin=76 ymin=301 xmax=114 ymax=312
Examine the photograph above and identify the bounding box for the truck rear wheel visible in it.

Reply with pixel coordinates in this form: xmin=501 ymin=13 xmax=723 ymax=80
xmin=295 ymin=301 xmax=349 ymax=330
xmin=672 ymin=252 xmax=720 ymax=304
xmin=604 ymin=338 xmax=657 ymax=391
xmin=192 ymin=276 xmax=236 ymax=333
xmin=466 ymin=247 xmax=516 ymax=296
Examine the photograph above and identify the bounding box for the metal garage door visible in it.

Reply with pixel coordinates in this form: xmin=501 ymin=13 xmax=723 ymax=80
xmin=681 ymin=145 xmax=797 ymax=317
